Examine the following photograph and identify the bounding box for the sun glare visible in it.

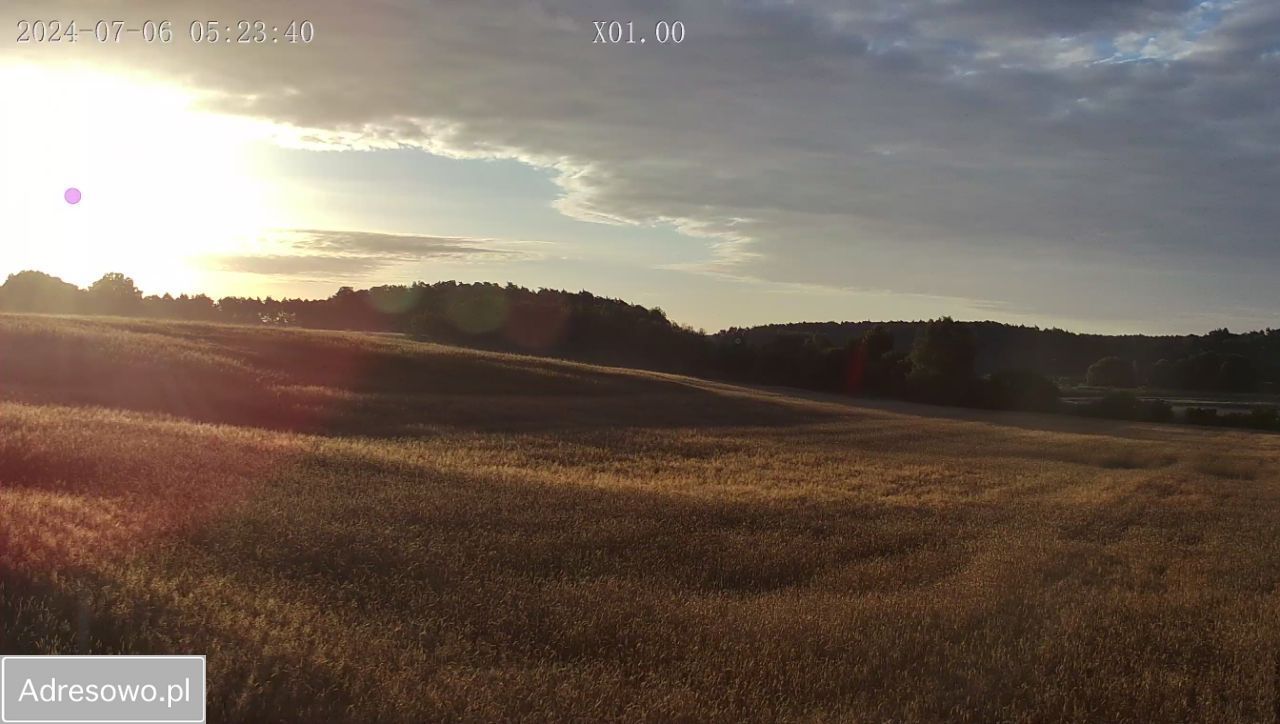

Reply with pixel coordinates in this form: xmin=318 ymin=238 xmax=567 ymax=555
xmin=0 ymin=63 xmax=282 ymax=294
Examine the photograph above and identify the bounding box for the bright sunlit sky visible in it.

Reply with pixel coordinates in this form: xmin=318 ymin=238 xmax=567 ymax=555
xmin=2 ymin=1 xmax=1278 ymax=334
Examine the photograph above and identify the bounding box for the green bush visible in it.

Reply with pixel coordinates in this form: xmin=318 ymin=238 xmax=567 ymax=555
xmin=1085 ymin=357 xmax=1138 ymax=388
xmin=983 ymin=369 xmax=1060 ymax=412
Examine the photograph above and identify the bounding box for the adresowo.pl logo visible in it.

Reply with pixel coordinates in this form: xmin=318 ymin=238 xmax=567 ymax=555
xmin=2 ymin=656 xmax=205 ymax=723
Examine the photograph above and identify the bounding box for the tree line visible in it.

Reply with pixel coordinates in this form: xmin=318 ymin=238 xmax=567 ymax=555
xmin=1086 ymin=352 xmax=1260 ymax=393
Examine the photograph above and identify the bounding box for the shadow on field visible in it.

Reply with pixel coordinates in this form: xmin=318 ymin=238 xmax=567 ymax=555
xmin=0 ymin=315 xmax=832 ymax=435
xmin=186 ymin=451 xmax=949 ymax=600
xmin=0 ymin=447 xmax=954 ymax=720
xmin=0 ymin=569 xmax=364 ymax=722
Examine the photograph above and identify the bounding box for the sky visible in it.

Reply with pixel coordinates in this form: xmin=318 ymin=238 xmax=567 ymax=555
xmin=1 ymin=0 xmax=1277 ymax=334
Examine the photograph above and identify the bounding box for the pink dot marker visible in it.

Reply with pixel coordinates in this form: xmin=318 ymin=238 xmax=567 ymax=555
xmin=64 ymin=187 xmax=82 ymax=205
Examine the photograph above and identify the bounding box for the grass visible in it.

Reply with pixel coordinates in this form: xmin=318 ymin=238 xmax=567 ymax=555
xmin=4 ymin=313 xmax=1280 ymax=721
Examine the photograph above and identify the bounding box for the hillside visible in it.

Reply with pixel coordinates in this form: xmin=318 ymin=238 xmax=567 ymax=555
xmin=0 ymin=314 xmax=803 ymax=434
xmin=4 ymin=314 xmax=1280 ymax=720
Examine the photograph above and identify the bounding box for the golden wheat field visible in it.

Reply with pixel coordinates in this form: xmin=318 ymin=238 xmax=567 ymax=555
xmin=2 ymin=313 xmax=1280 ymax=721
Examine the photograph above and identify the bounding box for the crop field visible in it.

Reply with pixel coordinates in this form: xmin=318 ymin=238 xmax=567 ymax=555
xmin=3 ymin=314 xmax=1280 ymax=721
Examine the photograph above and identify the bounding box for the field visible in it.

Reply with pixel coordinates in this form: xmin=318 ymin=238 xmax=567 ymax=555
xmin=3 ymin=314 xmax=1280 ymax=721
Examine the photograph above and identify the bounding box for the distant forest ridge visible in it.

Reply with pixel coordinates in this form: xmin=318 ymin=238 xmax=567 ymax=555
xmin=730 ymin=320 xmax=1280 ymax=380
xmin=2 ymin=269 xmax=1278 ymax=394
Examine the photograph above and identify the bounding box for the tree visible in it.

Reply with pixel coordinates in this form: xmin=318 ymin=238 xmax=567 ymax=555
xmin=1085 ymin=356 xmax=1137 ymax=388
xmin=844 ymin=324 xmax=897 ymax=394
xmin=217 ymin=296 xmax=266 ymax=325
xmin=910 ymin=318 xmax=975 ymax=381
xmin=0 ymin=271 xmax=82 ymax=313
xmin=1217 ymin=354 xmax=1257 ymax=392
xmin=87 ymin=273 xmax=143 ymax=316
xmin=173 ymin=294 xmax=219 ymax=321
xmin=444 ymin=284 xmax=508 ymax=336
xmin=1177 ymin=352 xmax=1223 ymax=390
xmin=907 ymin=318 xmax=976 ymax=403
xmin=1148 ymin=358 xmax=1177 ymax=389
xmin=985 ymin=369 xmax=1060 ymax=412
xmin=860 ymin=324 xmax=894 ymax=360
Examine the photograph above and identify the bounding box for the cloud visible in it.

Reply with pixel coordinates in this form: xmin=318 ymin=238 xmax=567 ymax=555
xmin=5 ymin=0 xmax=1279 ymax=327
xmin=207 ymin=229 xmax=547 ymax=279
xmin=209 ymin=254 xmax=389 ymax=278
